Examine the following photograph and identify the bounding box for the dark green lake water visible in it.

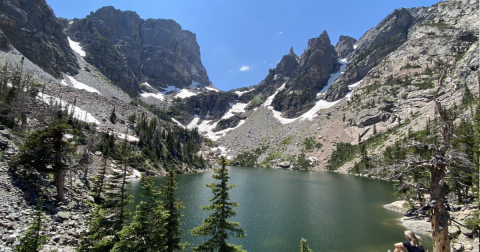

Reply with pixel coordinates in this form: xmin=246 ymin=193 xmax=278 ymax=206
xmin=128 ymin=167 xmax=432 ymax=252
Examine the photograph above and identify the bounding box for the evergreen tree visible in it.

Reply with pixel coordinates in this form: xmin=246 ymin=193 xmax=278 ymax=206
xmin=299 ymin=238 xmax=313 ymax=252
xmin=11 ymin=111 xmax=75 ymax=201
xmin=77 ymin=207 xmax=114 ymax=252
xmin=14 ymin=194 xmax=48 ymax=252
xmin=111 ymin=176 xmax=168 ymax=252
xmin=110 ymin=106 xmax=117 ymax=124
xmin=161 ymin=170 xmax=188 ymax=252
xmin=103 ymin=130 xmax=133 ymax=231
xmin=91 ymin=145 xmax=109 ymax=203
xmin=190 ymin=156 xmax=246 ymax=252
xmin=79 ymin=131 xmax=133 ymax=251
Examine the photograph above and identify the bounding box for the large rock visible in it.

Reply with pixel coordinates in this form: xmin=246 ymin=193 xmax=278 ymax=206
xmin=67 ymin=6 xmax=211 ymax=95
xmin=0 ymin=0 xmax=79 ymax=77
xmin=275 ymin=47 xmax=300 ymax=77
xmin=335 ymin=35 xmax=357 ymax=59
xmin=56 ymin=211 xmax=71 ymax=221
xmin=324 ymin=8 xmax=415 ymax=102
xmin=278 ymin=161 xmax=291 ymax=169
xmin=271 ymin=31 xmax=340 ymax=118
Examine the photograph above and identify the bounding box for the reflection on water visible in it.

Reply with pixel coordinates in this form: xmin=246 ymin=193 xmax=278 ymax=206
xmin=128 ymin=167 xmax=432 ymax=252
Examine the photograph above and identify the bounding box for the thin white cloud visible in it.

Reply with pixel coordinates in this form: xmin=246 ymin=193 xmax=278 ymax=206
xmin=278 ymin=31 xmax=283 ymax=38
xmin=239 ymin=65 xmax=251 ymax=72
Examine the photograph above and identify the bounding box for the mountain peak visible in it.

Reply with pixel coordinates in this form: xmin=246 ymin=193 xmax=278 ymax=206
xmin=288 ymin=47 xmax=296 ymax=56
xmin=335 ymin=35 xmax=357 ymax=58
xmin=307 ymin=30 xmax=331 ymax=49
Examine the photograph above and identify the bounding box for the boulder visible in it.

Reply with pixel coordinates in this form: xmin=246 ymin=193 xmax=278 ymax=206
xmin=449 ymin=225 xmax=461 ymax=235
xmin=278 ymin=161 xmax=291 ymax=169
xmin=56 ymin=211 xmax=71 ymax=221
xmin=5 ymin=235 xmax=16 ymax=243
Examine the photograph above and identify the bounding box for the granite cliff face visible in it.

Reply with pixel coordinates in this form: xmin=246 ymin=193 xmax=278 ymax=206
xmin=266 ymin=31 xmax=340 ymax=118
xmin=67 ymin=6 xmax=211 ymax=95
xmin=197 ymin=0 xmax=478 ymax=176
xmin=0 ymin=0 xmax=79 ymax=77
xmin=170 ymin=31 xmax=341 ymax=127
xmin=335 ymin=35 xmax=356 ymax=59
xmin=324 ymin=8 xmax=418 ymax=102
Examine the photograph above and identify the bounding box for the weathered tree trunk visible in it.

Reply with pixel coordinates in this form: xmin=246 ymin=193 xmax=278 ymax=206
xmin=54 ymin=110 xmax=65 ymax=202
xmin=456 ymin=187 xmax=463 ymax=203
xmin=429 ymin=71 xmax=452 ymax=252
xmin=55 ymin=171 xmax=66 ymax=202
xmin=21 ymin=112 xmax=27 ymax=130
xmin=429 ymin=167 xmax=450 ymax=252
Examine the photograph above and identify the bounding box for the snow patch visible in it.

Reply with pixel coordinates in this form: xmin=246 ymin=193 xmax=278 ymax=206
xmin=205 ymin=87 xmax=219 ymax=92
xmin=318 ymin=58 xmax=346 ymax=94
xmin=205 ymin=110 xmax=210 ymax=119
xmin=348 ymin=80 xmax=363 ymax=89
xmin=187 ymin=115 xmax=246 ymax=141
xmin=222 ymin=103 xmax=248 ymax=120
xmin=175 ymin=89 xmax=197 ymax=98
xmin=140 ymin=92 xmax=165 ymax=101
xmin=187 ymin=117 xmax=200 ymax=129
xmin=345 ymin=79 xmax=364 ymax=101
xmin=67 ymin=37 xmax=86 ymax=57
xmin=141 ymin=82 xmax=153 ymax=89
xmin=65 ymin=75 xmax=101 ymax=94
xmin=115 ymin=132 xmax=140 ymax=142
xmin=263 ymin=81 xmax=344 ymax=124
xmin=353 ymin=44 xmax=357 ymax=50
xmin=298 ymin=99 xmax=341 ymax=121
xmin=171 ymin=118 xmax=185 ymax=128
xmin=189 ymin=81 xmax=200 ymax=88
xmin=345 ymin=92 xmax=352 ymax=101
xmin=38 ymin=93 xmax=100 ymax=124
xmin=161 ymin=85 xmax=181 ymax=93
xmin=234 ymin=89 xmax=253 ymax=97
xmin=264 ymin=82 xmax=287 ymax=107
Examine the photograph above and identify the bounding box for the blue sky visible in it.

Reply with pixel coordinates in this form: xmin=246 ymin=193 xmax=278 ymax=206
xmin=46 ymin=0 xmax=441 ymax=91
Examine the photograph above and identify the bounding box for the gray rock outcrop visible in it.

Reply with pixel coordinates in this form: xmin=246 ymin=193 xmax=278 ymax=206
xmin=67 ymin=6 xmax=211 ymax=95
xmin=335 ymin=35 xmax=357 ymax=59
xmin=0 ymin=0 xmax=79 ymax=77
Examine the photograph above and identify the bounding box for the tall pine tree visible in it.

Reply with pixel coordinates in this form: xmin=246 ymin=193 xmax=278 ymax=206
xmin=78 ymin=130 xmax=133 ymax=251
xmin=190 ymin=156 xmax=246 ymax=252
xmin=111 ymin=176 xmax=168 ymax=252
xmin=161 ymin=170 xmax=188 ymax=252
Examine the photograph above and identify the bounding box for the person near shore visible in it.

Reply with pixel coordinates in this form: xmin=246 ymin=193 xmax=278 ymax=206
xmin=394 ymin=230 xmax=425 ymax=252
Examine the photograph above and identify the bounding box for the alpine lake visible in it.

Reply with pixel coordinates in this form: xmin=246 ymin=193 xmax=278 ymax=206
xmin=127 ymin=166 xmax=433 ymax=252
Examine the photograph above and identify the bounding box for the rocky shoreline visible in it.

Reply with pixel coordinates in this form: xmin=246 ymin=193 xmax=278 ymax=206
xmin=384 ymin=200 xmax=479 ymax=252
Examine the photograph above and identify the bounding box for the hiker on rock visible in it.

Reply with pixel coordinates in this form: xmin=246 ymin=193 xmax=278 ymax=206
xmin=394 ymin=230 xmax=425 ymax=252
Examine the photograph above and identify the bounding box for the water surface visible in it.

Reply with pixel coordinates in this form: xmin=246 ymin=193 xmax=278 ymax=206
xmin=128 ymin=167 xmax=432 ymax=252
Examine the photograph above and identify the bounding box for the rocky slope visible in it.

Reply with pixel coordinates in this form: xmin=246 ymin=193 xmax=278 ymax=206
xmin=170 ymin=30 xmax=342 ymax=131
xmin=0 ymin=128 xmax=90 ymax=252
xmin=172 ymin=0 xmax=478 ymax=173
xmin=198 ymin=0 xmax=479 ymax=173
xmin=0 ymin=0 xmax=79 ymax=77
xmin=66 ymin=6 xmax=212 ymax=96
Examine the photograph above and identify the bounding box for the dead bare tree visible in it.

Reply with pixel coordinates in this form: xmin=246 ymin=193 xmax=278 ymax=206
xmin=387 ymin=70 xmax=474 ymax=252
